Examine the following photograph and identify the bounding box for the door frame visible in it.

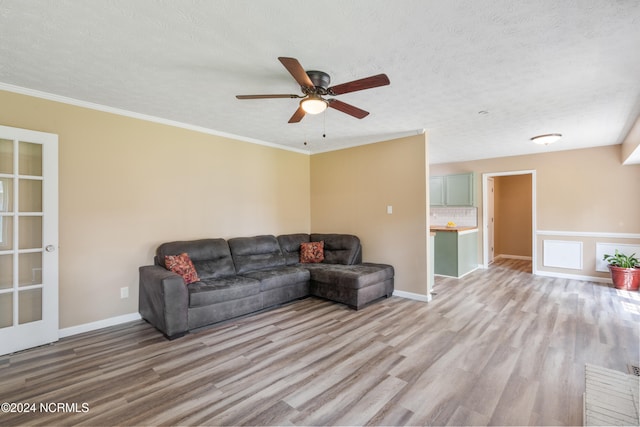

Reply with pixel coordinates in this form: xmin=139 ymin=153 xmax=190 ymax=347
xmin=487 ymin=176 xmax=495 ymax=264
xmin=481 ymin=170 xmax=536 ymax=273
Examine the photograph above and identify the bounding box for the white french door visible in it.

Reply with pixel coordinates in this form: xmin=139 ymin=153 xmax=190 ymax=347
xmin=0 ymin=125 xmax=58 ymax=356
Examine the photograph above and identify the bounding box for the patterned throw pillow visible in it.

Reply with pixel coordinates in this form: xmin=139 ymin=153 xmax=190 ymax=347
xmin=165 ymin=253 xmax=200 ymax=285
xmin=300 ymin=241 xmax=324 ymax=263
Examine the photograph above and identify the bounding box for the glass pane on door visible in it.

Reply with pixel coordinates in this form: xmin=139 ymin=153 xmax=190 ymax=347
xmin=0 ymin=178 xmax=12 ymax=211
xmin=0 ymin=293 xmax=12 ymax=328
xmin=19 ymin=179 xmax=42 ymax=212
xmin=18 ymin=216 xmax=42 ymax=249
xmin=19 ymin=252 xmax=42 ymax=287
xmin=1 ymin=177 xmax=14 ymax=255
xmin=18 ymin=141 xmax=42 ymax=176
xmin=0 ymin=139 xmax=12 ymax=173
xmin=18 ymin=288 xmax=42 ymax=324
xmin=0 ymin=254 xmax=12 ymax=290
xmin=0 ymin=216 xmax=13 ymax=251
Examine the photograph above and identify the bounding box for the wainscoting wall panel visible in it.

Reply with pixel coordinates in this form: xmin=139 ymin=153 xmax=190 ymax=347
xmin=543 ymin=240 xmax=583 ymax=270
xmin=536 ymin=230 xmax=640 ymax=282
xmin=595 ymin=243 xmax=640 ymax=272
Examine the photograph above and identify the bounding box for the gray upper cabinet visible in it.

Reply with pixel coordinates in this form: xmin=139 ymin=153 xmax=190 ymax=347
xmin=430 ymin=172 xmax=475 ymax=206
xmin=429 ymin=176 xmax=445 ymax=206
xmin=445 ymin=173 xmax=475 ymax=206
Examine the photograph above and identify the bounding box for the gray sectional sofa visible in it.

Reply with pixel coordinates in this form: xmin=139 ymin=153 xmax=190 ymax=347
xmin=139 ymin=233 xmax=394 ymax=339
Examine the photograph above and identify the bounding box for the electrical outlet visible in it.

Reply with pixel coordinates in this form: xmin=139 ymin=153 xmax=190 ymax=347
xmin=120 ymin=287 xmax=129 ymax=299
xmin=387 ymin=205 xmax=393 ymax=214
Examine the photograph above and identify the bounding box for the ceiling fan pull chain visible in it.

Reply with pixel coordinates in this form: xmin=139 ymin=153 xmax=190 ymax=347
xmin=323 ymin=110 xmax=327 ymax=138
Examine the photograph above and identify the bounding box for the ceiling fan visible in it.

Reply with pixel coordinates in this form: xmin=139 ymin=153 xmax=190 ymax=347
xmin=236 ymin=57 xmax=390 ymax=123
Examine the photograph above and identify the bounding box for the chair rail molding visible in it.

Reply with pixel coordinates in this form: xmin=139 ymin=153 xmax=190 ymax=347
xmin=537 ymin=230 xmax=640 ymax=239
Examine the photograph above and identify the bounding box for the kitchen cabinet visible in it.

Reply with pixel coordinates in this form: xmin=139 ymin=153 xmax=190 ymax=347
xmin=445 ymin=173 xmax=475 ymax=206
xmin=428 ymin=232 xmax=435 ymax=299
xmin=429 ymin=172 xmax=475 ymax=206
xmin=432 ymin=227 xmax=478 ymax=277
xmin=429 ymin=176 xmax=445 ymax=206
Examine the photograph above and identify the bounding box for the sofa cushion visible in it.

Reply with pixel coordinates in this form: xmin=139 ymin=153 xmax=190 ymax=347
xmin=300 ymin=241 xmax=324 ymax=263
xmin=241 ymin=266 xmax=310 ymax=291
xmin=188 ymin=276 xmax=261 ymax=307
xmin=156 ymin=239 xmax=236 ymax=279
xmin=277 ymin=234 xmax=310 ymax=265
xmin=164 ymin=253 xmax=200 ymax=284
xmin=228 ymin=235 xmax=285 ymax=274
xmin=310 ymin=234 xmax=362 ymax=265
xmin=306 ymin=262 xmax=394 ymax=289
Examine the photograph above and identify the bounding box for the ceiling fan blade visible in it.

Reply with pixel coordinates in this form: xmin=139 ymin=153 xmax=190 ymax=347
xmin=278 ymin=57 xmax=314 ymax=89
xmin=236 ymin=94 xmax=302 ymax=99
xmin=329 ymin=74 xmax=390 ymax=95
xmin=288 ymin=105 xmax=306 ymax=123
xmin=327 ymin=99 xmax=369 ymax=119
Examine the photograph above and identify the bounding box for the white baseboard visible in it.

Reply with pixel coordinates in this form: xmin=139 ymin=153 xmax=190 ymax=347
xmin=393 ymin=289 xmax=432 ymax=302
xmin=534 ymin=270 xmax=612 ymax=284
xmin=434 ymin=266 xmax=482 ymax=279
xmin=491 ymin=255 xmax=611 ymax=284
xmin=59 ymin=312 xmax=142 ymax=338
xmin=459 ymin=266 xmax=481 ymax=278
xmin=495 ymin=254 xmax=533 ymax=261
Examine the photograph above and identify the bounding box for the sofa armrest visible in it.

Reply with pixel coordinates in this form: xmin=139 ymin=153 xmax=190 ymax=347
xmin=139 ymin=265 xmax=189 ymax=338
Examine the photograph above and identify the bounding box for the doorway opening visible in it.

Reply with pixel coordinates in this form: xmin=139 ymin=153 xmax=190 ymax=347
xmin=482 ymin=170 xmax=536 ymax=273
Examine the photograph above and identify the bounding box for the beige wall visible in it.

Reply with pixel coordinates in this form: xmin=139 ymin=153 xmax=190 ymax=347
xmin=431 ymin=145 xmax=640 ymax=279
xmin=0 ymin=90 xmax=310 ymax=328
xmin=310 ymin=134 xmax=429 ymax=296
xmin=494 ymin=174 xmax=532 ymax=258
xmin=7 ymin=81 xmax=635 ymax=331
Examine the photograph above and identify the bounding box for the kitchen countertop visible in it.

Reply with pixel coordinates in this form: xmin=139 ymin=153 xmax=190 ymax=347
xmin=430 ymin=226 xmax=478 ymax=232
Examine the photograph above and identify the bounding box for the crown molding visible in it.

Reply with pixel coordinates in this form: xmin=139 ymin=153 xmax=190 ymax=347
xmin=0 ymin=82 xmax=310 ymax=155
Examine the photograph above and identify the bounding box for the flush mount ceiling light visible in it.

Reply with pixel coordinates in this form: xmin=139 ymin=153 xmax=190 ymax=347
xmin=300 ymin=95 xmax=328 ymax=115
xmin=530 ymin=133 xmax=562 ymax=145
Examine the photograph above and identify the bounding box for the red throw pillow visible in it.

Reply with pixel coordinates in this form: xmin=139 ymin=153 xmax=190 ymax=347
xmin=300 ymin=241 xmax=324 ymax=263
xmin=165 ymin=253 xmax=200 ymax=285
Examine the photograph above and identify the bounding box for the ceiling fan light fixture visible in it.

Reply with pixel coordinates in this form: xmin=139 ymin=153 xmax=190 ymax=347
xmin=300 ymin=96 xmax=328 ymax=114
xmin=237 ymin=57 xmax=388 ymax=122
xmin=530 ymin=133 xmax=562 ymax=145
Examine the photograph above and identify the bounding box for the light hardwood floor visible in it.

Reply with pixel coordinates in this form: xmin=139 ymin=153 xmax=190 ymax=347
xmin=1 ymin=259 xmax=639 ymax=426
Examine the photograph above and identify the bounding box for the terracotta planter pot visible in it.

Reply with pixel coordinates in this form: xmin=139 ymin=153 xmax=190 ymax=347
xmin=608 ymin=265 xmax=640 ymax=291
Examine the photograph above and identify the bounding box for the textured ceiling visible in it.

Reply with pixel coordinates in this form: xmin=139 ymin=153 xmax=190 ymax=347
xmin=1 ymin=0 xmax=639 ymax=163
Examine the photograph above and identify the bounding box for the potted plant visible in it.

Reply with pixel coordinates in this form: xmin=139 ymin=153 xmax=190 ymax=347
xmin=602 ymin=250 xmax=640 ymax=291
